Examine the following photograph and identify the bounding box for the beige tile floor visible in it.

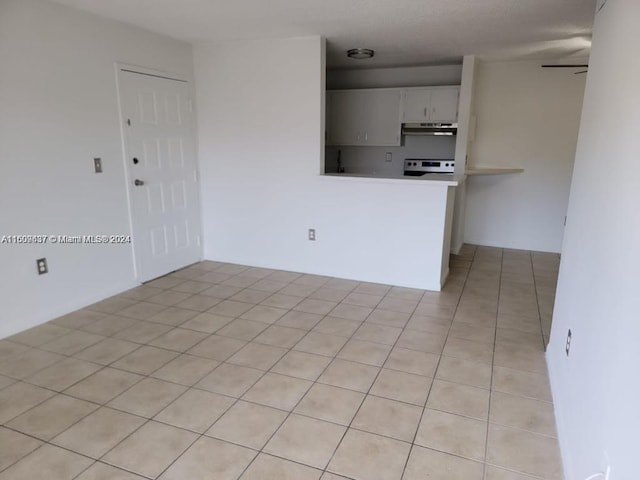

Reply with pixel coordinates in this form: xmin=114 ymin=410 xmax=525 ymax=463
xmin=0 ymin=244 xmax=562 ymax=480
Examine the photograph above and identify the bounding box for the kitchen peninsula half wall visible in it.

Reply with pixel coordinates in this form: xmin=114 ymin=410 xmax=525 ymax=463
xmin=315 ymin=174 xmax=457 ymax=291
xmin=316 ymin=77 xmax=463 ymax=289
xmin=197 ymin=37 xmax=457 ymax=292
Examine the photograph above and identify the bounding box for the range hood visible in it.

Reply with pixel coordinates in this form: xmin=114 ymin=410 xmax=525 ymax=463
xmin=402 ymin=122 xmax=457 ymax=136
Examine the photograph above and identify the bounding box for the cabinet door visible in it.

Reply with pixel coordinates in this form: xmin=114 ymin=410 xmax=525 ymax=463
xmin=429 ymin=87 xmax=459 ymax=123
xmin=402 ymin=89 xmax=431 ymax=123
xmin=362 ymin=90 xmax=402 ymax=146
xmin=327 ymin=91 xmax=364 ymax=145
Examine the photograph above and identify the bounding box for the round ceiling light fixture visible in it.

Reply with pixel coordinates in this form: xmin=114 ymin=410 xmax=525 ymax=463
xmin=347 ymin=48 xmax=375 ymax=59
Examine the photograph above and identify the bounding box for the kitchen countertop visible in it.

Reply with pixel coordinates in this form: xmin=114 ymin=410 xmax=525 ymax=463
xmin=465 ymin=167 xmax=524 ymax=175
xmin=321 ymin=172 xmax=460 ymax=186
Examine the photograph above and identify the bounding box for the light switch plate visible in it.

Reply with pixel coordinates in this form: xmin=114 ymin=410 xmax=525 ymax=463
xmin=385 ymin=152 xmax=392 ymax=163
xmin=93 ymin=158 xmax=102 ymax=173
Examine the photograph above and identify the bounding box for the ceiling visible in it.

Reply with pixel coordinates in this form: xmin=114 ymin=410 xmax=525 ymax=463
xmin=50 ymin=0 xmax=595 ymax=69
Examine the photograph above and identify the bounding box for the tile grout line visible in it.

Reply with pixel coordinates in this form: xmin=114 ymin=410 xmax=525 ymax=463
xmin=147 ymin=270 xmax=417 ymax=477
xmin=0 ymin=263 xmax=306 ymax=477
xmin=130 ymin=290 xmax=324 ymax=479
xmin=146 ymin=275 xmax=372 ymax=480
xmin=398 ymin=244 xmax=478 ymax=480
xmin=225 ymin=279 xmax=391 ymax=480
xmin=0 ymin=266 xmax=273 ymax=477
xmin=66 ymin=264 xmax=307 ymax=479
xmin=529 ymin=252 xmax=548 ymax=352
xmin=480 ymin=246 xmax=504 ymax=480
xmin=155 ymin=278 xmax=423 ymax=478
xmin=321 ymin=283 xmax=422 ymax=479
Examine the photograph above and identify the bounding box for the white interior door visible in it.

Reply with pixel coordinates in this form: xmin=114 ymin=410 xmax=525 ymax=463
xmin=118 ymin=69 xmax=202 ymax=282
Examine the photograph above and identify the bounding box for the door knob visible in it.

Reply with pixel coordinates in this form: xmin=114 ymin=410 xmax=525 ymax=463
xmin=134 ymin=179 xmax=145 ymax=186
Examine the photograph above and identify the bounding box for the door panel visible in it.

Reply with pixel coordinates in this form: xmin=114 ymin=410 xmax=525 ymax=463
xmin=119 ymin=70 xmax=201 ymax=282
xmin=328 ymin=90 xmax=401 ymax=146
xmin=402 ymin=89 xmax=431 ymax=123
xmin=430 ymin=87 xmax=460 ymax=123
xmin=327 ymin=91 xmax=364 ymax=145
xmin=363 ymin=90 xmax=402 ymax=146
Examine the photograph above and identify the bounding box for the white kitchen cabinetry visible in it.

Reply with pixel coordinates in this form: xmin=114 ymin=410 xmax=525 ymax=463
xmin=327 ymin=89 xmax=402 ymax=146
xmin=360 ymin=90 xmax=403 ymax=145
xmin=326 ymin=91 xmax=361 ymax=145
xmin=402 ymin=87 xmax=460 ymax=123
xmin=403 ymin=89 xmax=432 ymax=123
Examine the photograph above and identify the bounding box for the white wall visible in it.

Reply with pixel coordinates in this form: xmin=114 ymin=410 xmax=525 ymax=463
xmin=0 ymin=0 xmax=194 ymax=337
xmin=464 ymin=60 xmax=586 ymax=253
xmin=547 ymin=0 xmax=640 ymax=478
xmin=327 ymin=64 xmax=462 ymax=90
xmin=325 ymin=136 xmax=456 ymax=177
xmin=451 ymin=55 xmax=477 ymax=254
xmin=194 ymin=37 xmax=453 ymax=290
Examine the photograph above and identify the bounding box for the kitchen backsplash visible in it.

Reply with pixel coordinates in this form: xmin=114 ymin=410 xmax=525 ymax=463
xmin=325 ymin=135 xmax=456 ymax=177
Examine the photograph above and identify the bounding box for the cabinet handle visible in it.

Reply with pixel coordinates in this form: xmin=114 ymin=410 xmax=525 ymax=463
xmin=424 ymin=107 xmax=427 ymax=117
xmin=365 ymin=132 xmax=368 ymax=142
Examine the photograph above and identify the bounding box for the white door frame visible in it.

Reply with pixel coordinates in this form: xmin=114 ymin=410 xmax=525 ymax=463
xmin=114 ymin=62 xmax=203 ymax=283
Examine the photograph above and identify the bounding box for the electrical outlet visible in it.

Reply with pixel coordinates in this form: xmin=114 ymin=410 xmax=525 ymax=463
xmin=385 ymin=152 xmax=392 ymax=162
xmin=308 ymin=229 xmax=316 ymax=241
xmin=565 ymin=329 xmax=572 ymax=356
xmin=93 ymin=157 xmax=102 ymax=173
xmin=36 ymin=258 xmax=48 ymax=275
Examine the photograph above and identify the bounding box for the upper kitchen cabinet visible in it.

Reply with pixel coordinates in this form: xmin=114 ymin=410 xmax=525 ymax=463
xmin=402 ymin=86 xmax=460 ymax=123
xmin=403 ymin=88 xmax=432 ymax=123
xmin=327 ymin=89 xmax=402 ymax=146
xmin=326 ymin=90 xmax=362 ymax=145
